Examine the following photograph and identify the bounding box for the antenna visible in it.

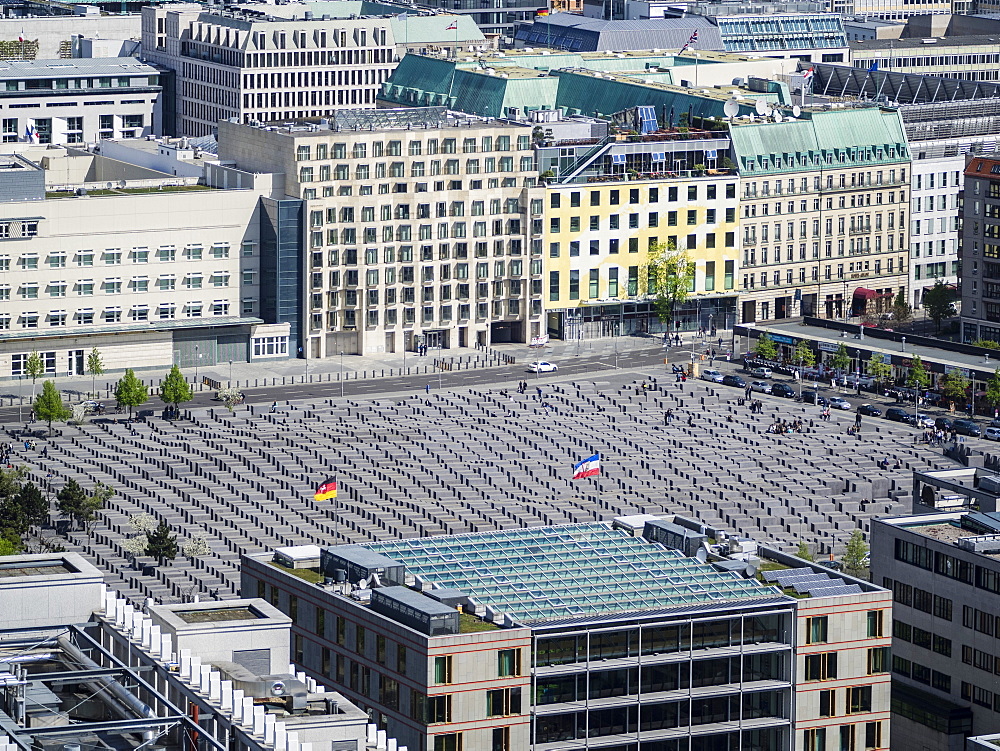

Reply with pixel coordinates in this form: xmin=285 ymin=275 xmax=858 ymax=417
xmin=792 ymin=104 xmax=801 ymax=117
xmin=754 ymin=99 xmax=769 ymax=116
xmin=772 ymin=110 xmax=783 ymax=123
xmin=723 ymin=99 xmax=738 ymax=120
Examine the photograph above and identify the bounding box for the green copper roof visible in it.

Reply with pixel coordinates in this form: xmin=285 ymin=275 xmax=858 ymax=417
xmin=728 ymin=107 xmax=909 ymax=176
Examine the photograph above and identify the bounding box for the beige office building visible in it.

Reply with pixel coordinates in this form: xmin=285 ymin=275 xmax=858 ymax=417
xmin=731 ymin=107 xmax=911 ymax=324
xmin=218 ymin=109 xmax=544 ymax=358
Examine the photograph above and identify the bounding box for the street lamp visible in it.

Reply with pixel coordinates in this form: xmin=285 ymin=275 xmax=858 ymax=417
xmin=228 ymin=359 xmax=233 ymax=387
xmin=194 ymin=345 xmax=200 ymax=385
xmin=17 ymin=375 xmax=22 ymax=423
xmin=340 ymin=351 xmax=345 ymax=397
xmin=438 ymin=341 xmax=443 ymax=390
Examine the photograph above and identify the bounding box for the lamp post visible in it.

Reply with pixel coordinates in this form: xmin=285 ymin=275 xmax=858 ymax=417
xmin=228 ymin=359 xmax=233 ymax=387
xmin=340 ymin=351 xmax=344 ymax=398
xmin=194 ymin=345 xmax=200 ymax=385
xmin=438 ymin=341 xmax=443 ymax=390
xmin=17 ymin=375 xmax=22 ymax=423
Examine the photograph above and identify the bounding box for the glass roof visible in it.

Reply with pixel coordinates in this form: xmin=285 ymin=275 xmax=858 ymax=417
xmin=370 ymin=523 xmax=780 ymax=625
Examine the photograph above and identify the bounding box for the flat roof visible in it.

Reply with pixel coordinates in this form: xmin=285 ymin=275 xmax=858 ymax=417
xmin=0 ymin=560 xmax=74 ymax=578
xmin=174 ymin=606 xmax=264 ymax=623
xmin=851 ymin=35 xmax=1000 ymax=51
xmin=0 ymin=58 xmax=158 ymax=80
xmin=368 ymin=522 xmax=780 ymax=625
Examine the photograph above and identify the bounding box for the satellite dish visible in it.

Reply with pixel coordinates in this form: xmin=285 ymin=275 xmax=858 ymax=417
xmin=773 ymin=111 xmax=783 ymax=123
xmin=723 ymin=99 xmax=739 ymax=118
xmin=754 ymin=99 xmax=769 ymax=116
xmin=744 ymin=564 xmax=757 ymax=579
xmin=793 ymin=105 xmax=801 ymax=117
xmin=695 ymin=547 xmax=709 ymax=563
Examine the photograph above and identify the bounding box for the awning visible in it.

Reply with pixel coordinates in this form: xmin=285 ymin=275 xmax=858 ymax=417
xmin=853 ymin=287 xmax=877 ymax=299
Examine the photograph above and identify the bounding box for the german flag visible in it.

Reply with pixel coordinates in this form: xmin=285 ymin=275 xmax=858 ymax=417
xmin=314 ymin=478 xmax=337 ymax=501
xmin=536 ymin=8 xmax=549 ymax=15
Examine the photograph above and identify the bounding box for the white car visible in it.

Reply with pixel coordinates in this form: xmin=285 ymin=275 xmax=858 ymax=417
xmin=985 ymin=427 xmax=1000 ymax=441
xmin=527 ymin=361 xmax=558 ymax=373
xmin=700 ymin=369 xmax=724 ymax=383
xmin=749 ymin=381 xmax=772 ymax=394
xmin=827 ymin=397 xmax=852 ymax=410
xmin=748 ymin=367 xmax=772 ymax=378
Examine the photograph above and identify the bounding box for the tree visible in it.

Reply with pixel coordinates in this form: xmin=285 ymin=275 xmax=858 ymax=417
xmin=987 ymin=369 xmax=1000 ymax=411
xmin=906 ymin=355 xmax=930 ymax=390
xmin=86 ymin=347 xmax=105 ymax=399
xmin=121 ymin=535 xmax=148 ymax=559
xmin=127 ymin=512 xmax=156 ymax=536
xmin=145 ymin=520 xmax=178 ymax=564
xmin=891 ymin=289 xmax=912 ymax=327
xmin=160 ymin=365 xmax=192 ymax=417
xmin=941 ymin=370 xmax=971 ymax=403
xmin=78 ymin=482 xmax=113 ymax=539
xmin=182 ymin=534 xmax=211 ymax=559
xmin=24 ymin=351 xmax=44 ymax=402
xmin=974 ymin=339 xmax=1000 ymax=350
xmin=795 ymin=541 xmax=814 ymax=561
xmin=793 ymin=340 xmax=816 ymax=397
xmin=923 ymin=279 xmax=957 ymax=333
xmin=217 ymin=387 xmax=244 ymax=413
xmin=34 ymin=380 xmax=71 ymax=434
xmin=755 ymin=333 xmax=777 ymax=360
xmin=0 ymin=536 xmax=18 ymax=557
xmin=16 ymin=483 xmax=47 ymax=530
xmin=57 ymin=479 xmax=87 ymax=529
xmin=830 ymin=343 xmax=851 ymax=377
xmin=113 ymin=368 xmax=148 ymax=418
xmin=643 ymin=241 xmax=694 ymax=333
xmin=866 ymin=359 xmax=892 ymax=389
xmin=843 ymin=529 xmax=869 ymax=572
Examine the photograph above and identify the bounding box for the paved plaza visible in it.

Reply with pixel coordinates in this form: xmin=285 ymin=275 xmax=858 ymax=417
xmin=10 ymin=368 xmax=951 ymax=604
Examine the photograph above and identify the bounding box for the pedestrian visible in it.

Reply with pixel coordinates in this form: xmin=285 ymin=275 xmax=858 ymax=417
xmin=855 ymin=412 xmax=862 ymax=428
xmin=28 ymin=410 xmax=34 ymax=422
xmin=270 ymin=401 xmax=277 ymax=413
xmin=425 ymin=384 xmax=430 ymax=394
xmin=536 ymin=386 xmax=542 ymax=397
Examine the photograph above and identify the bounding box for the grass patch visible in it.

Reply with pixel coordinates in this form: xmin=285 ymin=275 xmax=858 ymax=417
xmin=459 ymin=612 xmax=500 ymax=632
xmin=46 ymin=185 xmax=213 ymax=198
xmin=268 ymin=560 xmax=324 ymax=584
xmin=757 ymin=561 xmax=790 ymax=572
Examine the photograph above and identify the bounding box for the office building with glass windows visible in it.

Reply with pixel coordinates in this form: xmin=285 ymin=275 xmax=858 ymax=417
xmin=241 ymin=517 xmax=891 ymax=751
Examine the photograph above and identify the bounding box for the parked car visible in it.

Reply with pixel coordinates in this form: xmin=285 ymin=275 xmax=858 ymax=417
xmin=985 ymin=427 xmax=1000 ymax=441
xmin=747 ymin=367 xmax=772 ymax=378
xmin=911 ymin=414 xmax=935 ymax=429
xmin=857 ymin=404 xmax=882 ymax=417
xmin=953 ymin=419 xmax=982 ymax=437
xmin=722 ymin=374 xmax=746 ymax=388
xmin=79 ymin=400 xmax=101 ymax=415
xmin=935 ymin=417 xmax=953 ymax=431
xmin=770 ymin=383 xmax=796 ymax=398
xmin=828 ymin=397 xmax=852 ymax=410
xmin=885 ymin=407 xmax=910 ymax=422
xmin=749 ymin=381 xmax=772 ymax=394
xmin=817 ymin=560 xmax=843 ymax=571
xmin=701 ymin=369 xmax=725 ymax=383
xmin=527 ymin=361 xmax=558 ymax=373
xmin=844 ymin=374 xmax=876 ymax=390
xmin=801 ymin=391 xmax=828 ymax=406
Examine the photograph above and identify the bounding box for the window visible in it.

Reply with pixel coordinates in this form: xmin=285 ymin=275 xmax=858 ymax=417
xmin=428 ymin=696 xmax=452 ymax=724
xmin=492 ymin=727 xmax=510 ymax=751
xmin=865 ymin=722 xmax=882 ymax=750
xmin=806 ymin=616 xmax=828 ymax=644
xmin=498 ymin=649 xmax=520 ymax=677
xmin=866 ymin=610 xmax=883 ymax=637
xmin=432 ymin=733 xmax=460 ymax=751
xmin=847 ymin=686 xmax=872 ymax=714
xmin=804 ymin=728 xmax=826 ymax=751
xmin=434 ymin=655 xmax=453 ymax=684
xmin=867 ymin=647 xmax=888 ymax=674
xmin=485 ymin=688 xmax=521 ymax=717
xmin=805 ymin=652 xmax=837 ymax=681
xmin=819 ymin=689 xmax=836 ymax=718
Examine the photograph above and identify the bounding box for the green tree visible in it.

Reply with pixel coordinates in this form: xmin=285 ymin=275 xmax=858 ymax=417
xmin=643 ymin=241 xmax=694 ymax=332
xmin=754 ymin=333 xmax=777 ymax=360
xmin=0 ymin=536 xmax=18 ymax=556
xmin=906 ymin=355 xmax=930 ymax=390
xmin=145 ymin=520 xmax=178 ymax=564
xmin=892 ymin=289 xmax=912 ymax=326
xmin=79 ymin=481 xmax=113 ymax=539
xmin=941 ymin=370 xmax=971 ymax=403
xmin=843 ymin=529 xmax=870 ymax=572
xmin=830 ymin=343 xmax=851 ymax=376
xmin=33 ymin=380 xmax=71 ymax=434
xmin=987 ymin=368 xmax=1000 ymax=411
xmin=866 ymin=359 xmax=892 ymax=389
xmin=160 ymin=365 xmax=192 ymax=416
xmin=16 ymin=483 xmax=47 ymax=530
xmin=86 ymin=347 xmax=104 ymax=399
xmin=56 ymin=479 xmax=88 ymax=529
xmin=923 ymin=279 xmax=957 ymax=333
xmin=24 ymin=351 xmax=44 ymax=402
xmin=795 ymin=541 xmax=814 ymax=561
xmin=113 ymin=368 xmax=148 ymax=418
xmin=974 ymin=339 xmax=1000 ymax=350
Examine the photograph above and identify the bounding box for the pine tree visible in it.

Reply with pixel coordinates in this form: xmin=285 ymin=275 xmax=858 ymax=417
xmin=843 ymin=529 xmax=870 ymax=571
xmin=114 ymin=369 xmax=148 ymax=418
xmin=16 ymin=483 xmax=47 ymax=530
xmin=145 ymin=520 xmax=178 ymax=564
xmin=34 ymin=380 xmax=71 ymax=434
xmin=159 ymin=365 xmax=192 ymax=417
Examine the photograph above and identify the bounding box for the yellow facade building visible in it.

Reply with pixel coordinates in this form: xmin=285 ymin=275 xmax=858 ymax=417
xmin=543 ymin=175 xmax=740 ymax=340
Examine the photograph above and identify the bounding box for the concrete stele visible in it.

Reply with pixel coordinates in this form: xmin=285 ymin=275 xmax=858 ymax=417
xmin=159 ymin=633 xmax=173 ymax=662
xmin=179 ymin=649 xmax=192 ymax=680
xmin=288 ymin=733 xmax=301 ymax=751
xmin=273 ymin=721 xmax=287 ymax=751
xmin=366 ymin=725 xmax=376 ymax=744
xmin=199 ymin=664 xmax=212 ymax=693
xmin=376 ymin=729 xmax=387 ymax=749
xmin=149 ymin=625 xmax=161 ymax=657
xmin=209 ymin=670 xmax=222 ymax=702
xmin=263 ymin=712 xmax=276 ymax=744
xmin=252 ymin=705 xmax=265 ymax=736
xmin=220 ymin=680 xmax=233 ymax=712
xmin=240 ymin=697 xmax=254 ymax=729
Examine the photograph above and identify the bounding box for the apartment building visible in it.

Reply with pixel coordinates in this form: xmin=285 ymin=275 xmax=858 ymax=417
xmin=730 ymin=106 xmax=911 ymax=323
xmin=0 ymin=57 xmax=161 ymax=145
xmin=0 ymin=145 xmax=288 ymax=379
xmin=544 ymin=169 xmax=740 ymax=339
xmin=142 ymin=2 xmax=397 ymax=137
xmin=242 ymin=517 xmax=890 ymax=751
xmin=217 ymin=109 xmax=543 ymax=357
xmin=908 ymin=146 xmax=962 ymax=309
xmin=871 ymin=509 xmax=1000 ymax=749
xmin=960 ymin=154 xmax=1000 ymax=343
xmin=851 ymin=37 xmax=1000 ymax=82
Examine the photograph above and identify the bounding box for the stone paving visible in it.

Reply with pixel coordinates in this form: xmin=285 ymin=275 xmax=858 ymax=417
xmin=10 ymin=369 xmax=950 ymax=604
